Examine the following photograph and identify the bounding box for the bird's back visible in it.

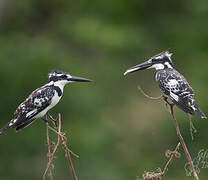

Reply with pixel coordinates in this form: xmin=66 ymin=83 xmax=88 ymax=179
xmin=155 ymin=68 xmax=195 ymax=114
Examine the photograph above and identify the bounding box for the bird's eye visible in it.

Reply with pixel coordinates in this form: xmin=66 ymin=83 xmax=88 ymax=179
xmin=61 ymin=75 xmax=67 ymax=79
xmin=147 ymin=59 xmax=152 ymax=63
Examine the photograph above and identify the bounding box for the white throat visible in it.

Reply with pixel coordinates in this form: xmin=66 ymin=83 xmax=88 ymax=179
xmin=54 ymin=80 xmax=69 ymax=91
xmin=151 ymin=62 xmax=173 ymax=70
xmin=151 ymin=63 xmax=165 ymax=70
xmin=164 ymin=62 xmax=173 ymax=68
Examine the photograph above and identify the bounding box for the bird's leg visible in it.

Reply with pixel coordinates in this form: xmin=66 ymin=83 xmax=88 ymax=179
xmin=162 ymin=95 xmax=173 ymax=105
xmin=163 ymin=95 xmax=174 ymax=113
xmin=188 ymin=114 xmax=197 ymax=140
xmin=42 ymin=114 xmax=49 ymax=123
xmin=163 ymin=95 xmax=169 ymax=109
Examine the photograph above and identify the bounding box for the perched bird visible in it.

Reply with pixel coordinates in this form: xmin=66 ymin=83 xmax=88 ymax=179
xmin=0 ymin=70 xmax=92 ymax=134
xmin=124 ymin=50 xmax=207 ymax=119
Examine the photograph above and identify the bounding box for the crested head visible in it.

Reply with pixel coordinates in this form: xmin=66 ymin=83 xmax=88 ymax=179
xmin=150 ymin=50 xmax=173 ymax=69
xmin=48 ymin=70 xmax=72 ymax=85
xmin=48 ymin=69 xmax=92 ymax=86
xmin=124 ymin=50 xmax=174 ymax=75
xmin=48 ymin=69 xmax=71 ymax=82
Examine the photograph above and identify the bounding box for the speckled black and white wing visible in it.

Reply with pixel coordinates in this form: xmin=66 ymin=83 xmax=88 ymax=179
xmin=0 ymin=85 xmax=55 ymax=133
xmin=155 ymin=68 xmax=195 ymax=114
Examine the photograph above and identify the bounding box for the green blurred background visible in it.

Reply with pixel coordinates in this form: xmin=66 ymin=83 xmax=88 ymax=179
xmin=0 ymin=0 xmax=207 ymax=179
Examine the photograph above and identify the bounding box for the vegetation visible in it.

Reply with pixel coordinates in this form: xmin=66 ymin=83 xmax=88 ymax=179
xmin=0 ymin=0 xmax=207 ymax=179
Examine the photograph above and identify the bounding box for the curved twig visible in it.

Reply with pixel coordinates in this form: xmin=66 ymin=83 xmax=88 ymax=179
xmin=137 ymin=86 xmax=163 ymax=100
xmin=162 ymin=142 xmax=181 ymax=176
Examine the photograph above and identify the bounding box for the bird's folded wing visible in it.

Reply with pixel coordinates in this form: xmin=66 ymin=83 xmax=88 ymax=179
xmin=158 ymin=69 xmax=194 ymax=102
xmin=12 ymin=85 xmax=55 ymax=126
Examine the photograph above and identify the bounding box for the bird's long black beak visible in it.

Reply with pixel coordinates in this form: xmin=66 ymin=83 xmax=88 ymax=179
xmin=68 ymin=76 xmax=92 ymax=82
xmin=124 ymin=60 xmax=152 ymax=76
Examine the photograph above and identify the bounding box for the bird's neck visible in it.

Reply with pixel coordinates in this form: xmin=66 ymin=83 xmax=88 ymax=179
xmin=53 ymin=80 xmax=68 ymax=91
xmin=46 ymin=80 xmax=68 ymax=92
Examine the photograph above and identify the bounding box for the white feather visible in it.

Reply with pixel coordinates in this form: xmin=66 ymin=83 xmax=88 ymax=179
xmin=167 ymin=79 xmax=178 ymax=87
xmin=170 ymin=92 xmax=179 ymax=101
xmin=151 ymin=63 xmax=164 ymax=70
xmin=34 ymin=90 xmax=62 ymax=118
xmin=26 ymin=109 xmax=37 ymax=118
xmin=164 ymin=62 xmax=173 ymax=68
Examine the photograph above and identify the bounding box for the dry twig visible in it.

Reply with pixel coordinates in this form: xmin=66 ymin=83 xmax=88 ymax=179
xmin=43 ymin=113 xmax=78 ymax=180
xmin=138 ymin=143 xmax=181 ymax=180
xmin=168 ymin=105 xmax=199 ymax=180
xmin=44 ymin=122 xmax=54 ymax=180
xmin=138 ymin=86 xmax=162 ymax=100
xmin=142 ymin=171 xmax=163 ymax=180
xmin=138 ymin=87 xmax=200 ymax=180
xmin=188 ymin=114 xmax=197 ymax=141
xmin=162 ymin=142 xmax=181 ymax=176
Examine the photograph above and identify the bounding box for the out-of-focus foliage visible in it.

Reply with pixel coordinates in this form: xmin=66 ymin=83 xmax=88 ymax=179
xmin=0 ymin=0 xmax=207 ymax=179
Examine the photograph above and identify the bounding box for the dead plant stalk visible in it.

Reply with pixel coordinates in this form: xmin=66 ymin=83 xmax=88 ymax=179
xmin=43 ymin=113 xmax=78 ymax=180
xmin=138 ymin=86 xmax=199 ymax=180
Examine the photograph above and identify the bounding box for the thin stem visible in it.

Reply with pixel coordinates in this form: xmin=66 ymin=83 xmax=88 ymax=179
xmin=49 ymin=113 xmax=78 ymax=180
xmin=169 ymin=105 xmax=199 ymax=180
xmin=63 ymin=146 xmax=78 ymax=180
xmin=43 ymin=123 xmax=60 ymax=180
xmin=189 ymin=114 xmax=197 ymax=141
xmin=137 ymin=86 xmax=162 ymax=100
xmin=162 ymin=142 xmax=181 ymax=176
xmin=43 ymin=122 xmax=54 ymax=180
xmin=58 ymin=114 xmax=78 ymax=180
xmin=138 ymin=87 xmax=199 ymax=179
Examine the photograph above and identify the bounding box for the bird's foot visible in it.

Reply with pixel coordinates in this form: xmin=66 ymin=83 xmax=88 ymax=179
xmin=163 ymin=96 xmax=174 ymax=113
xmin=163 ymin=95 xmax=174 ymax=105
xmin=42 ymin=115 xmax=49 ymax=123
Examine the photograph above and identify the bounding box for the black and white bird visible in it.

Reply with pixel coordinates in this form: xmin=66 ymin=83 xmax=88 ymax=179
xmin=0 ymin=70 xmax=92 ymax=134
xmin=124 ymin=50 xmax=207 ymax=119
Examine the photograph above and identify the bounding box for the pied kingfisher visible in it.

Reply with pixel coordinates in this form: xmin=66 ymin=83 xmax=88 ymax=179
xmin=0 ymin=70 xmax=92 ymax=134
xmin=124 ymin=50 xmax=207 ymax=119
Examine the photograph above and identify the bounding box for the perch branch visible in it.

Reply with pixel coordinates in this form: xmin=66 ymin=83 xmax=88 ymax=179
xmin=43 ymin=121 xmax=61 ymax=180
xmin=43 ymin=113 xmax=78 ymax=180
xmin=168 ymin=104 xmax=199 ymax=180
xmin=48 ymin=113 xmax=78 ymax=180
xmin=138 ymin=87 xmax=199 ymax=180
xmin=43 ymin=122 xmax=54 ymax=180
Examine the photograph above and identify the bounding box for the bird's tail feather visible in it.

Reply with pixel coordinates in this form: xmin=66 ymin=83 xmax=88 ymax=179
xmin=0 ymin=121 xmax=11 ymax=135
xmin=15 ymin=119 xmax=36 ymax=131
xmin=194 ymin=102 xmax=207 ymax=119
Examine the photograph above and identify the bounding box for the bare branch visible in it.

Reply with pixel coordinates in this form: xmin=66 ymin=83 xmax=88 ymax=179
xmin=137 ymin=86 xmax=163 ymax=100
xmin=137 ymin=86 xmax=200 ymax=180
xmin=43 ymin=122 xmax=60 ymax=180
xmin=43 ymin=113 xmax=79 ymax=180
xmin=168 ymin=104 xmax=199 ymax=180
xmin=162 ymin=142 xmax=181 ymax=176
xmin=188 ymin=114 xmax=197 ymax=141
xmin=138 ymin=143 xmax=181 ymax=180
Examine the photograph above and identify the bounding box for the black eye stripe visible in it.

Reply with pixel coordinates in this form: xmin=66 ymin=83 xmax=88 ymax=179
xmin=49 ymin=74 xmax=68 ymax=82
xmin=152 ymin=57 xmax=171 ymax=64
xmin=62 ymin=75 xmax=67 ymax=78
